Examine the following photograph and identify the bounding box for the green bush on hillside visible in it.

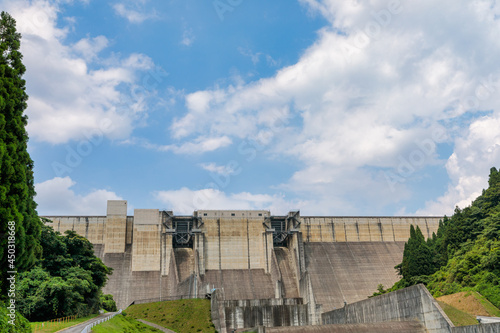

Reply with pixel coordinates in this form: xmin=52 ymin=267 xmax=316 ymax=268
xmin=101 ymin=294 xmax=117 ymax=312
xmin=386 ymin=167 xmax=500 ymax=309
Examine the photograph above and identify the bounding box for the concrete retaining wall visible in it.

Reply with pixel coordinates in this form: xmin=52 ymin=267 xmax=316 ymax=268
xmin=322 ymin=284 xmax=453 ymax=333
xmin=211 ymin=289 xmax=309 ymax=333
xmin=452 ymin=323 xmax=500 ymax=333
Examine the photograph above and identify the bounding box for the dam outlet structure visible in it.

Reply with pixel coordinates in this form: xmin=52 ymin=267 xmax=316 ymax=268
xmin=44 ymin=200 xmax=444 ymax=332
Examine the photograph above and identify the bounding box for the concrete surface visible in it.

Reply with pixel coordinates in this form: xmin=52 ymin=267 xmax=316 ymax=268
xmin=322 ymin=284 xmax=453 ymax=333
xmin=263 ymin=321 xmax=427 ymax=332
xmin=44 ymin=201 xmax=449 ymax=332
xmin=453 ymin=323 xmax=500 ymax=332
xmin=305 ymin=242 xmax=405 ymax=312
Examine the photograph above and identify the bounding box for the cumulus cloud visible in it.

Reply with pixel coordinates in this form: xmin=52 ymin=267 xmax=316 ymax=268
xmin=200 ymin=162 xmax=239 ymax=176
xmin=417 ymin=114 xmax=500 ymax=215
xmin=159 ymin=136 xmax=232 ymax=154
xmin=35 ymin=177 xmax=122 ymax=215
xmin=166 ymin=0 xmax=500 ymax=215
xmin=112 ymin=3 xmax=157 ymax=24
xmin=155 ymin=188 xmax=304 ymax=215
xmin=4 ymin=0 xmax=159 ymax=144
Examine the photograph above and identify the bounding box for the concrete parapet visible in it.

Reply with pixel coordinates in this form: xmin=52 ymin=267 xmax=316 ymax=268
xmin=301 ymin=216 xmax=441 ymax=242
xmin=46 ymin=216 xmax=106 ymax=244
xmin=322 ymin=284 xmax=453 ymax=333
xmin=107 ymin=200 xmax=127 ymax=216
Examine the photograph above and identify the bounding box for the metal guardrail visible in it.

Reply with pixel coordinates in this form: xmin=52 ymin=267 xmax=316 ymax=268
xmin=80 ymin=309 xmax=122 ymax=333
xmin=129 ymin=294 xmax=203 ymax=306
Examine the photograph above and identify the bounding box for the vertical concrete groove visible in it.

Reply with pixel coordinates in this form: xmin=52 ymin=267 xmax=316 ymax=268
xmin=218 ymin=218 xmax=221 ymax=271
xmin=343 ymin=223 xmax=347 ymax=242
xmin=265 ymin=232 xmax=269 ymax=273
xmin=331 ymin=220 xmax=335 ymax=242
xmin=85 ymin=217 xmax=89 ymax=239
xmin=247 ymin=218 xmax=251 ymax=270
xmin=378 ymin=219 xmax=384 ymax=242
xmin=391 ymin=221 xmax=396 ymax=242
xmin=425 ymin=218 xmax=430 ymax=239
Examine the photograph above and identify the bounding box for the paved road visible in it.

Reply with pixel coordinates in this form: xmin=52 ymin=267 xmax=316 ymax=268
xmin=137 ymin=319 xmax=177 ymax=332
xmin=57 ymin=312 xmax=116 ymax=333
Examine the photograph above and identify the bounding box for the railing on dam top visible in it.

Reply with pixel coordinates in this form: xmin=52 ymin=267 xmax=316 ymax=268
xmin=80 ymin=309 xmax=122 ymax=333
xmin=129 ymin=294 xmax=203 ymax=306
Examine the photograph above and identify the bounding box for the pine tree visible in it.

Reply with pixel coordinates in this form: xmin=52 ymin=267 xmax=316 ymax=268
xmin=400 ymin=225 xmax=434 ymax=280
xmin=0 ymin=11 xmax=42 ymax=296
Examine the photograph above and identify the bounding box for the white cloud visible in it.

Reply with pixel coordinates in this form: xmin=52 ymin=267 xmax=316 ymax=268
xmin=181 ymin=28 xmax=195 ymax=46
xmin=200 ymin=162 xmax=239 ymax=176
xmin=4 ymin=0 xmax=158 ymax=144
xmin=155 ymin=188 xmax=303 ymax=215
xmin=112 ymin=3 xmax=157 ymax=24
xmin=166 ymin=0 xmax=500 ymax=215
xmin=160 ymin=136 xmax=232 ymax=154
xmin=417 ymin=114 xmax=500 ymax=215
xmin=36 ymin=177 xmax=122 ymax=215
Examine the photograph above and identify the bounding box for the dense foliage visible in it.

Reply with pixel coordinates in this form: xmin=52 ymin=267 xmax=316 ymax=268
xmin=386 ymin=167 xmax=500 ymax=308
xmin=0 ymin=11 xmax=42 ymax=296
xmin=101 ymin=294 xmax=117 ymax=312
xmin=0 ymin=302 xmax=31 ymax=333
xmin=17 ymin=224 xmax=113 ymax=321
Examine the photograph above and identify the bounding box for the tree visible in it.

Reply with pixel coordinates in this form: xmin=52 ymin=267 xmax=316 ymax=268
xmin=17 ymin=225 xmax=113 ymax=321
xmin=398 ymin=225 xmax=435 ymax=280
xmin=0 ymin=11 xmax=42 ymax=296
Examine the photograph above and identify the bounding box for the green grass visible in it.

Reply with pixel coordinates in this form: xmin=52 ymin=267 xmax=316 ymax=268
xmin=31 ymin=314 xmax=100 ymax=333
xmin=437 ymin=301 xmax=478 ymax=327
xmin=470 ymin=291 xmax=500 ymax=317
xmin=91 ymin=314 xmax=162 ymax=333
xmin=126 ymin=299 xmax=216 ymax=333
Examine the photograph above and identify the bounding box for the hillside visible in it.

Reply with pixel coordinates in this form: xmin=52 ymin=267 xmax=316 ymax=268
xmin=437 ymin=291 xmax=500 ymax=318
xmin=125 ymin=299 xmax=216 ymax=333
xmin=388 ymin=167 xmax=500 ymax=310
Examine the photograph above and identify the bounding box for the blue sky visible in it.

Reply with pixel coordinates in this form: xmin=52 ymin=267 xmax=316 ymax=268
xmin=4 ymin=0 xmax=500 ymax=216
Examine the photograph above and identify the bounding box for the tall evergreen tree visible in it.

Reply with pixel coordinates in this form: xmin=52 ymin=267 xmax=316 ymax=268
xmin=0 ymin=11 xmax=42 ymax=295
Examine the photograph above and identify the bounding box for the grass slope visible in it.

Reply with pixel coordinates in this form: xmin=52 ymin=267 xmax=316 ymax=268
xmin=91 ymin=314 xmax=162 ymax=333
xmin=437 ymin=291 xmax=500 ymax=317
xmin=126 ymin=299 xmax=216 ymax=333
xmin=437 ymin=301 xmax=478 ymax=327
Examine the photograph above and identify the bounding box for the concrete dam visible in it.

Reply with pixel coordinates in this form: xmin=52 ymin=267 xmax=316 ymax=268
xmin=45 ymin=200 xmax=443 ymax=331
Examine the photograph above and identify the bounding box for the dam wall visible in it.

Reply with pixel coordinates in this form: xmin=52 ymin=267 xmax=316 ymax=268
xmin=44 ymin=200 xmax=444 ymax=331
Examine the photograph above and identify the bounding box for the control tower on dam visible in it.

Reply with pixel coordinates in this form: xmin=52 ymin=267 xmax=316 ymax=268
xmin=44 ymin=200 xmax=442 ymax=330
